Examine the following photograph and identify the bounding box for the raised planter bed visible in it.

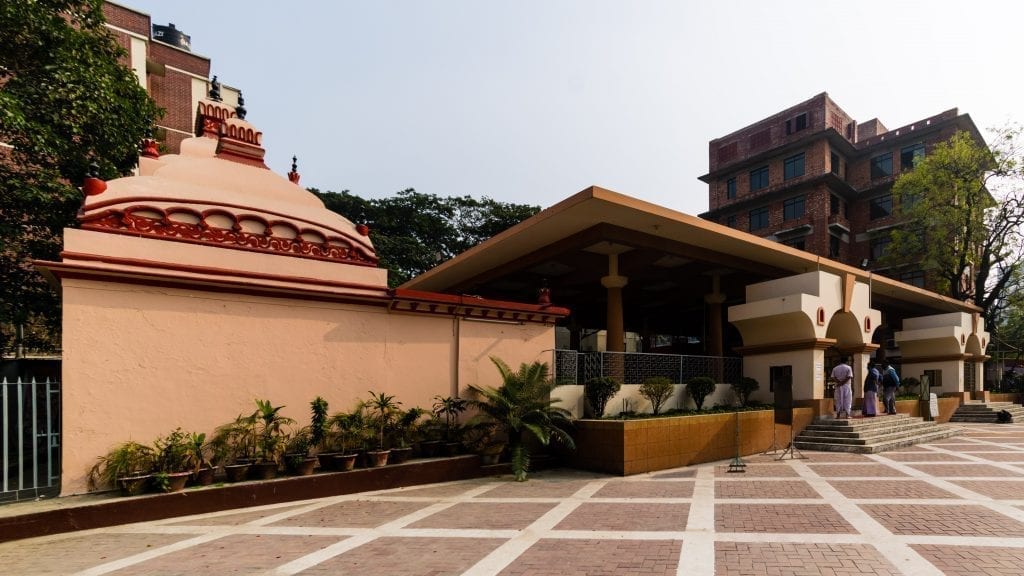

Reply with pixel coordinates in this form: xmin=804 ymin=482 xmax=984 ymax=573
xmin=570 ymin=408 xmax=814 ymax=475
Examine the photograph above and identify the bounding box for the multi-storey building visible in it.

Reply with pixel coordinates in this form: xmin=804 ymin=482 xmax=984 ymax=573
xmin=101 ymin=2 xmax=239 ymax=153
xmin=699 ymin=92 xmax=985 ymax=289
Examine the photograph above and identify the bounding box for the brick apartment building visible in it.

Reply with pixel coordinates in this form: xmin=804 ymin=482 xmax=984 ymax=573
xmin=101 ymin=1 xmax=239 ymax=153
xmin=700 ymin=92 xmax=986 ymax=289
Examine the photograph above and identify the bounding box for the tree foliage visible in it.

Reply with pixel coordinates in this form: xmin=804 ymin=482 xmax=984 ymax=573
xmin=887 ymin=128 xmax=1024 ymax=325
xmin=0 ymin=0 xmax=161 ymax=355
xmin=314 ymin=188 xmax=539 ymax=286
xmin=638 ymin=376 xmax=674 ymax=415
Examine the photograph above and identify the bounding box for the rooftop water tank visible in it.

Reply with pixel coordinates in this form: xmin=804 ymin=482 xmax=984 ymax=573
xmin=152 ymin=23 xmax=191 ymax=52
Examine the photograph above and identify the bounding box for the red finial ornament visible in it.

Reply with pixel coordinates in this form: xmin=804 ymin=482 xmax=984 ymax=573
xmin=287 ymin=155 xmax=300 ymax=184
xmin=141 ymin=137 xmax=160 ymax=159
xmin=82 ymin=162 xmax=107 ymax=196
xmin=356 ymin=224 xmax=370 ymax=236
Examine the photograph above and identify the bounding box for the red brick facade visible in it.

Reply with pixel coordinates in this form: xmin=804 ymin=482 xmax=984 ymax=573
xmin=102 ymin=2 xmax=215 ymax=153
xmin=700 ymin=93 xmax=984 ymax=289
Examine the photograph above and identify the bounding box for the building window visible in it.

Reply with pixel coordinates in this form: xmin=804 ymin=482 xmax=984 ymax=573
xmin=725 ymin=214 xmax=736 ymax=228
xmin=870 ymin=152 xmax=893 ymax=179
xmin=785 ymin=112 xmax=808 ymax=135
xmin=869 ymin=193 xmax=893 ymax=219
xmin=749 ymin=206 xmax=769 ymax=231
xmin=830 ymin=194 xmax=840 ymax=215
xmin=783 ymin=153 xmax=805 ymax=180
xmin=900 ymin=269 xmax=925 ymax=288
xmin=726 ymin=177 xmax=736 ymax=199
xmin=829 ymin=235 xmax=841 ymax=258
xmin=870 ymin=234 xmax=891 ymax=260
xmin=830 ymin=151 xmax=841 ymax=176
xmin=749 ymin=166 xmax=769 ymax=191
xmin=783 ymin=195 xmax=805 ymax=221
xmin=900 ymin=143 xmax=925 ymax=171
xmin=782 ymin=237 xmax=806 ymax=250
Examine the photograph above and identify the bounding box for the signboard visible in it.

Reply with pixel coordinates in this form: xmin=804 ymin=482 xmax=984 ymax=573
xmin=929 ymin=393 xmax=939 ymax=420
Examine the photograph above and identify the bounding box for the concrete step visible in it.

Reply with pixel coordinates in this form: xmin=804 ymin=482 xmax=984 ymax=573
xmin=794 ymin=425 xmax=963 ymax=454
xmin=796 ymin=423 xmax=947 ymax=446
xmin=950 ymin=402 xmax=1024 ymax=423
xmin=800 ymin=420 xmax=939 ymax=440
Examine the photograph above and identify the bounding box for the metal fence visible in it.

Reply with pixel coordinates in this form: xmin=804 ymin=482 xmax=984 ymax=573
xmin=1 ymin=377 xmax=61 ymax=503
xmin=552 ymin=350 xmax=742 ymax=385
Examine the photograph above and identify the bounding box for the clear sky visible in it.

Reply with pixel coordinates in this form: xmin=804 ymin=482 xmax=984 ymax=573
xmin=123 ymin=0 xmax=1023 ymax=216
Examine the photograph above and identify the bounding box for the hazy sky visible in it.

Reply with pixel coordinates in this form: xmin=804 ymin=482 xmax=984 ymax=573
xmin=123 ymin=1 xmax=1023 ymax=216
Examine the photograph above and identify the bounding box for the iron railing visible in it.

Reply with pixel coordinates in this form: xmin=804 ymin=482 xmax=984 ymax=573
xmin=552 ymin=350 xmax=742 ymax=385
xmin=1 ymin=377 xmax=61 ymax=503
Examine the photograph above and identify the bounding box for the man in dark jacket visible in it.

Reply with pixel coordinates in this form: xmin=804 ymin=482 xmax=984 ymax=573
xmin=882 ymin=363 xmax=900 ymax=415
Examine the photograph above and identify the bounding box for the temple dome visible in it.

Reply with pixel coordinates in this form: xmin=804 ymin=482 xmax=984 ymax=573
xmin=78 ymin=97 xmax=377 ymax=267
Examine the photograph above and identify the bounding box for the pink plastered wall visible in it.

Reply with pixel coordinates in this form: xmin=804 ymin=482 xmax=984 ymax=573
xmin=60 ymin=278 xmax=555 ymax=494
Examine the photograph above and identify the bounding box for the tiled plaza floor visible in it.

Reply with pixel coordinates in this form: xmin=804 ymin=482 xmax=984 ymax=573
xmin=10 ymin=423 xmax=1024 ymax=574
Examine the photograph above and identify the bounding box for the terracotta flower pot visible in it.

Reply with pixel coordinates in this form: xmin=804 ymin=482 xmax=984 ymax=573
xmin=418 ymin=440 xmax=442 ymax=458
xmin=286 ymin=456 xmax=317 ymax=476
xmin=191 ymin=466 xmax=215 ymax=486
xmin=331 ymin=453 xmax=358 ymax=471
xmin=224 ymin=463 xmax=250 ymax=483
xmin=317 ymin=452 xmax=341 ymax=471
xmin=389 ymin=446 xmax=413 ymax=464
xmin=366 ymin=450 xmax=390 ymax=467
xmin=118 ymin=474 xmax=151 ymax=496
xmin=158 ymin=471 xmax=190 ymax=493
xmin=249 ymin=461 xmax=279 ymax=480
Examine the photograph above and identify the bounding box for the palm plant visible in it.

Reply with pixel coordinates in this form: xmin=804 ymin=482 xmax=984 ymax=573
xmin=329 ymin=405 xmax=367 ymax=455
xmin=310 ymin=396 xmax=329 ymax=452
xmin=432 ymin=395 xmax=468 ymax=442
xmin=365 ymin=391 xmax=400 ymax=451
xmin=252 ymin=399 xmax=295 ymax=463
xmin=468 ymin=357 xmax=575 ymax=481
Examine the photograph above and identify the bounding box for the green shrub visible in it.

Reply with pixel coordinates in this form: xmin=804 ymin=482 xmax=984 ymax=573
xmin=639 ymin=376 xmax=675 ymax=415
xmin=731 ymin=377 xmax=759 ymax=407
xmin=584 ymin=376 xmax=621 ymax=417
xmin=687 ymin=376 xmax=716 ymax=410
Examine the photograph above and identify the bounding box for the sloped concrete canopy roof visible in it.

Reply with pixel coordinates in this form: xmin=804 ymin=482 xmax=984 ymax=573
xmin=403 ymin=186 xmax=979 ymax=338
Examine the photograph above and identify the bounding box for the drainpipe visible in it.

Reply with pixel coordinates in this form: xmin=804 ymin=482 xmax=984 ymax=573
xmin=453 ymin=316 xmax=461 ymax=397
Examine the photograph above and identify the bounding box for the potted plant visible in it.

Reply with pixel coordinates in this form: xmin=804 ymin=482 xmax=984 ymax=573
xmin=88 ymin=440 xmax=155 ymax=496
xmin=417 ymin=414 xmax=444 ymax=457
xmin=463 ymin=419 xmax=504 ymax=465
xmin=188 ymin=431 xmax=215 ymax=486
xmin=282 ymin=427 xmax=317 ymax=476
xmin=325 ymin=406 xmax=365 ymax=471
xmin=468 ymin=357 xmax=575 ymax=482
xmin=310 ymin=396 xmax=329 ymax=457
xmin=152 ymin=428 xmax=194 ymax=493
xmin=212 ymin=414 xmax=255 ymax=482
xmin=388 ymin=407 xmax=425 ymax=464
xmin=432 ymin=395 xmax=468 ymax=455
xmin=250 ymin=398 xmax=295 ymax=479
xmin=365 ymin=391 xmax=399 ymax=467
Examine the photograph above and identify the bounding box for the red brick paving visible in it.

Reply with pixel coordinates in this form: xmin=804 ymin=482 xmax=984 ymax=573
xmin=475 ymin=479 xmax=591 ymax=498
xmin=268 ymin=500 xmax=432 ymax=528
xmin=590 ymin=480 xmax=694 ymax=499
xmin=0 ymin=533 xmax=195 ymax=575
xmin=407 ymin=502 xmax=557 ymax=530
xmin=498 ymin=538 xmax=682 ymax=576
xmin=879 ymin=451 xmax=970 ymax=462
xmin=714 ymin=464 xmax=799 ymax=477
xmin=715 ymin=480 xmax=819 ymax=499
xmin=951 ymin=479 xmax=1024 ymax=499
xmin=110 ymin=534 xmax=339 ymax=575
xmin=299 ymin=536 xmax=506 ymax=575
xmin=907 ymin=463 xmax=1024 ymax=477
xmin=716 ymin=542 xmax=900 ymax=575
xmin=826 ymin=479 xmax=959 ymax=499
xmin=166 ymin=504 xmax=310 ymax=526
xmin=861 ymin=504 xmax=1024 ymax=536
xmin=554 ymin=502 xmax=690 ymax=531
xmin=912 ymin=544 xmax=1024 ymax=576
xmin=715 ymin=503 xmax=857 ymax=534
xmin=652 ymin=468 xmax=697 ymax=479
xmin=807 ymin=463 xmax=911 ymax=477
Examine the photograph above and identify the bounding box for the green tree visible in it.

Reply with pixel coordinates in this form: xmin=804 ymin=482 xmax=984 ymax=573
xmin=887 ymin=128 xmax=1024 ymax=325
xmin=0 ymin=0 xmax=161 ymax=355
xmin=638 ymin=376 xmax=674 ymax=415
xmin=313 ymin=189 xmax=539 ymax=286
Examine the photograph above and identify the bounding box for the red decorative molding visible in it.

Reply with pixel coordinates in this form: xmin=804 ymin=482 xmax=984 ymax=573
xmin=81 ymin=208 xmax=378 ymax=266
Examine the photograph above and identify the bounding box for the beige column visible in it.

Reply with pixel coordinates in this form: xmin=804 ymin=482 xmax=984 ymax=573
xmin=705 ymin=273 xmax=726 ymax=357
xmin=601 ymin=254 xmax=628 ymax=353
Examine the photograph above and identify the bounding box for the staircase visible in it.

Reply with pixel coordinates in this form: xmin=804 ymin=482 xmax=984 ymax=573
xmin=949 ymin=402 xmax=1024 ymax=423
xmin=792 ymin=414 xmax=962 ymax=454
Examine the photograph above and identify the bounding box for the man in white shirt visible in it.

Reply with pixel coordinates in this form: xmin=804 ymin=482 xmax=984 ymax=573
xmin=831 ymin=356 xmax=854 ymax=419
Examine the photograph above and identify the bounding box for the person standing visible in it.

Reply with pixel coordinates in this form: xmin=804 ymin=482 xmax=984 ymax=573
xmin=882 ymin=362 xmax=901 ymax=415
xmin=862 ymin=361 xmax=880 ymax=417
xmin=831 ymin=356 xmax=854 ymax=419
